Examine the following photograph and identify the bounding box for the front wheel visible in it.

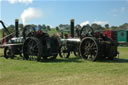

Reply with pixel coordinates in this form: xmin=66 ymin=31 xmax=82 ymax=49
xmin=59 ymin=45 xmax=70 ymax=58
xmin=4 ymin=47 xmax=10 ymax=59
xmin=4 ymin=47 xmax=14 ymax=59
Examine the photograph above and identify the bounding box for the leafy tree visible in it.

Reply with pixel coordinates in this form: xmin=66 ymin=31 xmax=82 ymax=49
xmin=91 ymin=23 xmax=104 ymax=31
xmin=56 ymin=26 xmax=59 ymax=31
xmin=7 ymin=25 xmax=15 ymax=33
xmin=19 ymin=24 xmax=23 ymax=30
xmin=111 ymin=26 xmax=118 ymax=30
xmin=47 ymin=25 xmax=51 ymax=31
xmin=119 ymin=23 xmax=128 ymax=30
xmin=38 ymin=25 xmax=42 ymax=30
xmin=105 ymin=24 xmax=109 ymax=29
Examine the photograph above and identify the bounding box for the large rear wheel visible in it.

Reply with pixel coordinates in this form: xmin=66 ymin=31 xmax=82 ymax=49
xmin=23 ymin=37 xmax=43 ymax=61
xmin=80 ymin=37 xmax=99 ymax=61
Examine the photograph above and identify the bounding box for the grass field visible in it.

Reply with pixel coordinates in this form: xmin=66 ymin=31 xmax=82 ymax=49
xmin=0 ymin=47 xmax=128 ymax=85
xmin=48 ymin=29 xmax=58 ymax=36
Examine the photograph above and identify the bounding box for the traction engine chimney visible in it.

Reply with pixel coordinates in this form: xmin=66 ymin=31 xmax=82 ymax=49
xmin=70 ymin=19 xmax=74 ymax=38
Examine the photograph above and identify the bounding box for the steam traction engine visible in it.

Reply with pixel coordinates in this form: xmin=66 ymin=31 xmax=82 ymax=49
xmin=59 ymin=19 xmax=118 ymax=61
xmin=0 ymin=19 xmax=118 ymax=62
xmin=0 ymin=19 xmax=23 ymax=59
xmin=80 ymin=25 xmax=118 ymax=61
xmin=22 ymin=25 xmax=60 ymax=61
xmin=0 ymin=19 xmax=60 ymax=61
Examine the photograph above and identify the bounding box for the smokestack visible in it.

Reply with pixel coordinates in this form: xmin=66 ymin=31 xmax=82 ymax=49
xmin=15 ymin=19 xmax=19 ymax=37
xmin=70 ymin=19 xmax=74 ymax=38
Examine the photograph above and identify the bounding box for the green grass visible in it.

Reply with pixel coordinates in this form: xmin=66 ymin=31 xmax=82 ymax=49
xmin=0 ymin=47 xmax=128 ymax=85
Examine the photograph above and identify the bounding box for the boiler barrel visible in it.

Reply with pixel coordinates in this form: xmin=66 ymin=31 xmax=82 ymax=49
xmin=61 ymin=38 xmax=80 ymax=44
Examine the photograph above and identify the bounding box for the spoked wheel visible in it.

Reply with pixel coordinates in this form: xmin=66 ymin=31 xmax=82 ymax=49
xmin=59 ymin=45 xmax=70 ymax=58
xmin=80 ymin=37 xmax=99 ymax=61
xmin=4 ymin=47 xmax=10 ymax=59
xmin=23 ymin=37 xmax=43 ymax=61
xmin=4 ymin=47 xmax=14 ymax=59
xmin=80 ymin=25 xmax=94 ymax=39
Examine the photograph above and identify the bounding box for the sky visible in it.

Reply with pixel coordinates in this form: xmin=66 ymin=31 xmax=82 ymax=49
xmin=0 ymin=0 xmax=128 ymax=28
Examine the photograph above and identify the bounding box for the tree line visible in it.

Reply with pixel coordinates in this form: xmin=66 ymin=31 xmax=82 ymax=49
xmin=0 ymin=24 xmax=51 ymax=34
xmin=56 ymin=23 xmax=128 ymax=32
xmin=0 ymin=23 xmax=128 ymax=34
xmin=91 ymin=23 xmax=128 ymax=31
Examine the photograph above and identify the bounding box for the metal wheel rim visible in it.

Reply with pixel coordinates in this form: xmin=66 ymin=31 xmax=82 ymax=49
xmin=5 ymin=47 xmax=10 ymax=58
xmin=80 ymin=38 xmax=98 ymax=61
xmin=59 ymin=45 xmax=70 ymax=58
xmin=24 ymin=38 xmax=39 ymax=60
